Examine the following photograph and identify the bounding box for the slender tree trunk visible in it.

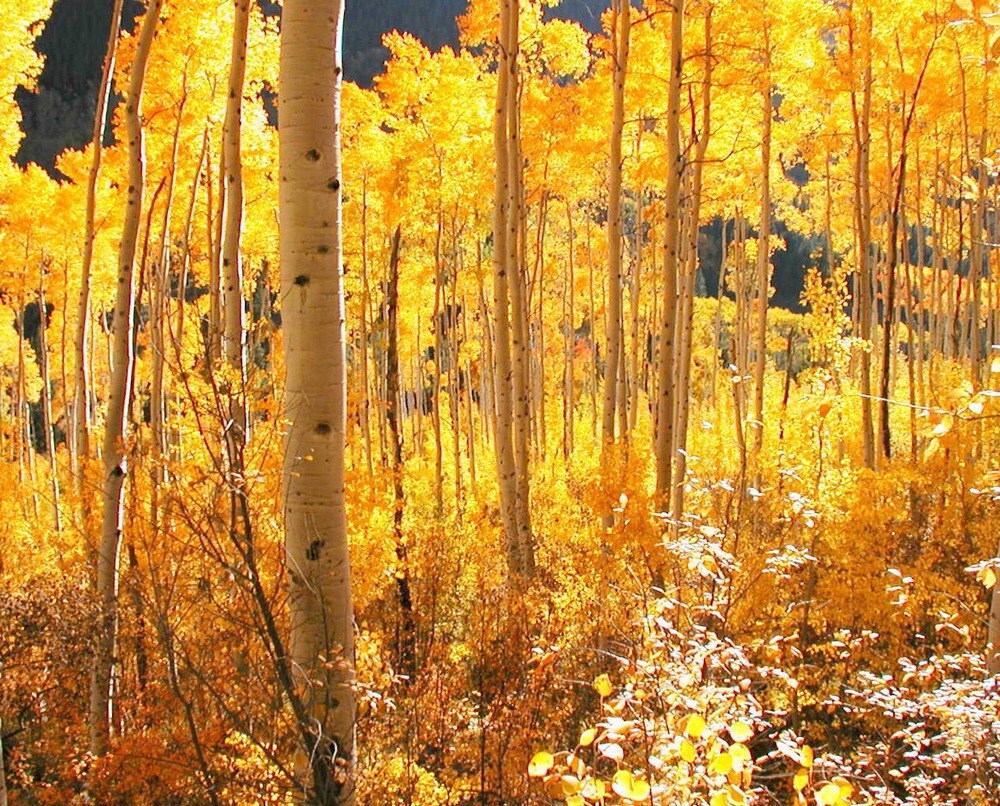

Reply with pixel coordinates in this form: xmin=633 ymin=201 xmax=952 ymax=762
xmin=279 ymin=0 xmax=356 ymax=800
xmin=852 ymin=9 xmax=876 ymax=469
xmin=37 ymin=274 xmax=61 ymax=533
xmin=432 ymin=209 xmax=445 ymax=516
xmin=359 ymin=179 xmax=374 ymax=475
xmin=0 ymin=725 xmax=7 ymax=806
xmin=151 ymin=83 xmax=186 ymax=506
xmin=90 ymin=0 xmax=162 ymax=758
xmin=603 ymin=0 xmax=630 ymax=453
xmin=222 ymin=0 xmax=251 ymax=447
xmin=672 ymin=7 xmax=712 ymax=520
xmin=655 ymin=0 xmax=684 ymax=501
xmin=564 ymin=201 xmax=576 ymax=458
xmin=989 ymin=535 xmax=1000 ymax=674
xmin=385 ymin=226 xmax=416 ymax=681
xmin=75 ymin=0 xmax=125 ymax=475
xmin=506 ymin=0 xmax=533 ymax=572
xmin=752 ymin=20 xmax=772 ymax=462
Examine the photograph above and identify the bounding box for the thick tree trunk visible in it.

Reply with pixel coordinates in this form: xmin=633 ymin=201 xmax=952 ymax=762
xmin=279 ymin=0 xmax=356 ymax=800
xmin=492 ymin=0 xmax=521 ymax=572
xmin=90 ymin=0 xmax=161 ymax=758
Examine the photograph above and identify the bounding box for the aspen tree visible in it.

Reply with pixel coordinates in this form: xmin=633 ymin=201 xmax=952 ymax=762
xmin=850 ymin=5 xmax=876 ymax=469
xmin=751 ymin=10 xmax=772 ymax=461
xmin=74 ymin=0 xmax=125 ymax=473
xmin=564 ymin=200 xmax=576 ymax=458
xmin=506 ymin=0 xmax=534 ymax=572
xmin=492 ymin=0 xmax=533 ymax=576
xmin=655 ymin=0 xmax=684 ymax=501
xmin=150 ymin=82 xmax=185 ymax=504
xmin=279 ymin=0 xmax=356 ymax=799
xmin=879 ymin=27 xmax=937 ymax=460
xmin=628 ymin=125 xmax=645 ymax=435
xmin=493 ymin=0 xmax=522 ymax=572
xmin=602 ymin=0 xmax=630 ymax=449
xmin=90 ymin=0 xmax=162 ymax=758
xmin=672 ymin=5 xmax=712 ymax=521
xmin=385 ymin=226 xmax=416 ymax=680
xmin=222 ymin=0 xmax=251 ymax=446
xmin=37 ymin=272 xmax=60 ymax=533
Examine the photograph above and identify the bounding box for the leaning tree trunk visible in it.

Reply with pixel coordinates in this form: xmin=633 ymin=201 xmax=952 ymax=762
xmin=75 ymin=0 xmax=125 ymax=475
xmin=279 ymin=0 xmax=356 ymax=801
xmin=89 ymin=0 xmax=161 ymax=758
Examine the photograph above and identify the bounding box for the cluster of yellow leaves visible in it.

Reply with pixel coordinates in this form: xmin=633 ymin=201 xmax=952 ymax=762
xmin=528 ymin=675 xmax=760 ymax=805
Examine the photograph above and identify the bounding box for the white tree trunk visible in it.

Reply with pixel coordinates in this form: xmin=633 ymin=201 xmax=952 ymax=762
xmin=89 ymin=0 xmax=161 ymax=758
xmin=222 ymin=0 xmax=251 ymax=443
xmin=279 ymin=0 xmax=356 ymax=800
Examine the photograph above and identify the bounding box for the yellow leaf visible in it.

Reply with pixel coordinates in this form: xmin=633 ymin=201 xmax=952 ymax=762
xmin=528 ymin=751 xmax=554 ymax=778
xmin=991 ymin=355 xmax=1000 ymax=374
xmin=582 ymin=778 xmax=606 ymax=799
xmin=817 ymin=782 xmax=841 ymax=805
xmin=710 ymin=791 xmax=730 ymax=806
xmin=680 ymin=739 xmax=697 ymax=762
xmin=931 ymin=413 xmax=954 ymax=438
xmin=685 ymin=713 xmax=708 ymax=738
xmin=611 ymin=770 xmax=650 ymax=802
xmin=729 ymin=720 xmax=754 ymax=743
xmin=566 ymin=796 xmax=585 ymax=806
xmin=832 ymin=777 xmax=854 ymax=798
xmin=729 ymin=743 xmax=751 ymax=763
xmin=579 ymin=727 xmax=598 ymax=747
xmin=923 ymin=437 xmax=941 ymax=462
xmin=801 ymin=745 xmax=814 ymax=768
xmin=794 ymin=767 xmax=809 ymax=791
xmin=593 ymin=674 xmax=614 ymax=698
xmin=978 ymin=566 xmax=998 ymax=589
xmin=561 ymin=775 xmax=582 ymax=795
xmin=708 ymin=752 xmax=733 ymax=775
